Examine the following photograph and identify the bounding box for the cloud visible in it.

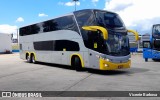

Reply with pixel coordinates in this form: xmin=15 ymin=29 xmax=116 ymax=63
xmin=130 ymin=17 xmax=160 ymax=34
xmin=58 ymin=1 xmax=80 ymax=7
xmin=16 ymin=17 xmax=24 ymax=22
xmin=92 ymin=0 xmax=99 ymax=6
xmin=104 ymin=0 xmax=160 ymax=34
xmin=0 ymin=24 xmax=17 ymax=34
xmin=38 ymin=13 xmax=48 ymax=17
xmin=104 ymin=0 xmax=133 ymax=12
xmin=65 ymin=1 xmax=80 ymax=6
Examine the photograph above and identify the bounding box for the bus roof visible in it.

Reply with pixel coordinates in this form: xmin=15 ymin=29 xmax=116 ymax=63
xmin=19 ymin=9 xmax=116 ymax=29
xmin=19 ymin=13 xmax=74 ymax=29
xmin=73 ymin=9 xmax=116 ymax=14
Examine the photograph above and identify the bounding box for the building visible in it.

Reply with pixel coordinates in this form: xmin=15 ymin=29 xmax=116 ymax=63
xmin=0 ymin=33 xmax=12 ymax=53
xmin=128 ymin=33 xmax=151 ymax=53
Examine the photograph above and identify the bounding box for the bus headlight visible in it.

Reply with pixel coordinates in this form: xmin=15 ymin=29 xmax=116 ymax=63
xmin=96 ymin=55 xmax=110 ymax=62
xmin=104 ymin=64 xmax=108 ymax=67
xmin=106 ymin=59 xmax=110 ymax=62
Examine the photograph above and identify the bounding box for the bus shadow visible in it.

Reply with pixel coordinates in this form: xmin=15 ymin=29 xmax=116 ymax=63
xmin=86 ymin=68 xmax=128 ymax=75
xmin=31 ymin=62 xmax=129 ymax=75
xmin=35 ymin=61 xmax=75 ymax=70
xmin=85 ymin=67 xmax=149 ymax=75
xmin=27 ymin=62 xmax=150 ymax=75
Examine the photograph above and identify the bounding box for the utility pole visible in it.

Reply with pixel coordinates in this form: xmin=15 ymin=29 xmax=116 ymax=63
xmin=73 ymin=0 xmax=79 ymax=11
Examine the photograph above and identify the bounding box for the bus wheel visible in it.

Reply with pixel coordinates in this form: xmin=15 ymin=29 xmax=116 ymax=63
xmin=31 ymin=54 xmax=36 ymax=64
xmin=152 ymin=59 xmax=160 ymax=62
xmin=26 ymin=54 xmax=31 ymax=63
xmin=74 ymin=57 xmax=82 ymax=71
xmin=145 ymin=58 xmax=148 ymax=62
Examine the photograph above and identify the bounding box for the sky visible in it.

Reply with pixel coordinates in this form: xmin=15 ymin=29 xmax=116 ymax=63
xmin=0 ymin=0 xmax=160 ymax=38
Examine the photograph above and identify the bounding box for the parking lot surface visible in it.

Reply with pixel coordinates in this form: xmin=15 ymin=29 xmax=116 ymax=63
xmin=0 ymin=53 xmax=160 ymax=100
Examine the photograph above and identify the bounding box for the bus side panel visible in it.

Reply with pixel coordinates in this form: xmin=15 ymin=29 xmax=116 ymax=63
xmin=35 ymin=51 xmax=52 ymax=63
xmin=19 ymin=50 xmax=26 ymax=60
xmin=51 ymin=51 xmax=62 ymax=64
xmin=152 ymin=51 xmax=160 ymax=59
xmin=83 ymin=51 xmax=90 ymax=68
xmin=70 ymin=38 xmax=90 ymax=67
xmin=19 ymin=35 xmax=34 ymax=60
xmin=88 ymin=49 xmax=100 ymax=69
xmin=143 ymin=48 xmax=153 ymax=59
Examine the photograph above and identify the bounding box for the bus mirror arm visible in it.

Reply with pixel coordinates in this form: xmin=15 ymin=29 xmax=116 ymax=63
xmin=127 ymin=29 xmax=139 ymax=41
xmin=82 ymin=26 xmax=108 ymax=40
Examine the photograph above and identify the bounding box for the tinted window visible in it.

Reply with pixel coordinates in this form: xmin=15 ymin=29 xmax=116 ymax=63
xmin=30 ymin=24 xmax=40 ymax=34
xmin=74 ymin=10 xmax=96 ymax=28
xmin=43 ymin=20 xmax=58 ymax=32
xmin=33 ymin=40 xmax=80 ymax=51
xmin=143 ymin=41 xmax=151 ymax=48
xmin=19 ymin=15 xmax=79 ymax=36
xmin=19 ymin=28 xmax=25 ymax=36
xmin=55 ymin=16 xmax=78 ymax=32
xmin=95 ymin=11 xmax=124 ymax=28
xmin=34 ymin=41 xmax=53 ymax=51
xmin=74 ymin=10 xmax=97 ymax=49
xmin=55 ymin=40 xmax=80 ymax=51
xmin=153 ymin=40 xmax=160 ymax=50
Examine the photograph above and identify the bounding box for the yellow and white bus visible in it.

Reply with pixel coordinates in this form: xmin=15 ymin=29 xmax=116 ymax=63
xmin=19 ymin=9 xmax=138 ymax=71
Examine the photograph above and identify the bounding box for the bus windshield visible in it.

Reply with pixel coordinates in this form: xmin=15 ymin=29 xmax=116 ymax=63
xmin=153 ymin=24 xmax=160 ymax=38
xmin=95 ymin=11 xmax=125 ymax=28
xmin=74 ymin=10 xmax=129 ymax=56
xmin=105 ymin=33 xmax=130 ymax=56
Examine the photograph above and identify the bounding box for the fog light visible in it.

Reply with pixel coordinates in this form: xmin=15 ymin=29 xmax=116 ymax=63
xmin=104 ymin=64 xmax=108 ymax=67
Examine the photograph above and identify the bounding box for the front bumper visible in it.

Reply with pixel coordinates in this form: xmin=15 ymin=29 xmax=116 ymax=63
xmin=99 ymin=58 xmax=131 ymax=70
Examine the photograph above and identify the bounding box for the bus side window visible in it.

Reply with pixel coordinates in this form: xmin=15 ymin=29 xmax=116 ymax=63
xmin=143 ymin=41 xmax=151 ymax=48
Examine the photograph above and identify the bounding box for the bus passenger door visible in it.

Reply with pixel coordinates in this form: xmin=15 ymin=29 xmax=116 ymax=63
xmin=88 ymin=49 xmax=100 ymax=69
xmin=87 ymin=32 xmax=104 ymax=69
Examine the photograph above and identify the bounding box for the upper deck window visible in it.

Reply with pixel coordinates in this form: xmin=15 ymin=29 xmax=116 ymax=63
xmin=95 ymin=11 xmax=125 ymax=28
xmin=19 ymin=15 xmax=79 ymax=36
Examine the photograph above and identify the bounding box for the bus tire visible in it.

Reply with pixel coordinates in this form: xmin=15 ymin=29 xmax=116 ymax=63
xmin=31 ymin=54 xmax=36 ymax=64
xmin=26 ymin=53 xmax=31 ymax=63
xmin=145 ymin=58 xmax=148 ymax=62
xmin=152 ymin=59 xmax=160 ymax=62
xmin=74 ymin=57 xmax=82 ymax=71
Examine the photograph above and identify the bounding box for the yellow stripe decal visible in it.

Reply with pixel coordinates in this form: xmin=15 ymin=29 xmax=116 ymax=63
xmin=30 ymin=52 xmax=37 ymax=61
xmin=26 ymin=52 xmax=30 ymax=56
xmin=70 ymin=53 xmax=85 ymax=68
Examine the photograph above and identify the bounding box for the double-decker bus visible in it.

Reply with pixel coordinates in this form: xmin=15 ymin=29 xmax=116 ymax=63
xmin=19 ymin=9 xmax=138 ymax=71
xmin=143 ymin=24 xmax=160 ymax=62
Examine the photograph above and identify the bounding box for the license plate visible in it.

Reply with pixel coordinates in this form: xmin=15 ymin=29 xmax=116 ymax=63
xmin=118 ymin=65 xmax=123 ymax=69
